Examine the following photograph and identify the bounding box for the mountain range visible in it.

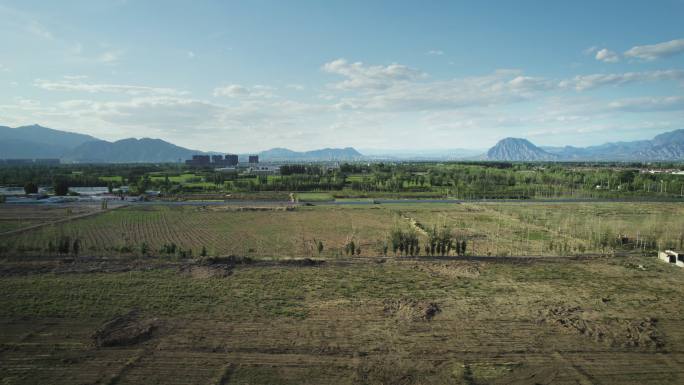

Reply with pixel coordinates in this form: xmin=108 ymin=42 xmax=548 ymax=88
xmin=0 ymin=125 xmax=363 ymax=163
xmin=2 ymin=124 xmax=684 ymax=163
xmin=487 ymin=129 xmax=684 ymax=161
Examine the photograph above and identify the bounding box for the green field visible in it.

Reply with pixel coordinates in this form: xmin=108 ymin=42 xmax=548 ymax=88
xmin=295 ymin=192 xmax=334 ymax=202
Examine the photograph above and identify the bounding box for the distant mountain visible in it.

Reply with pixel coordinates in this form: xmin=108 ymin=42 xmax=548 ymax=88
xmin=540 ymin=129 xmax=684 ymax=161
xmin=0 ymin=124 xmax=98 ymax=158
xmin=64 ymin=138 xmax=200 ymax=163
xmin=489 ymin=129 xmax=684 ymax=161
xmin=487 ymin=138 xmax=558 ymax=161
xmin=258 ymin=147 xmax=362 ymax=161
xmin=4 ymin=123 xmax=684 ymax=163
xmin=359 ymin=148 xmax=485 ymax=160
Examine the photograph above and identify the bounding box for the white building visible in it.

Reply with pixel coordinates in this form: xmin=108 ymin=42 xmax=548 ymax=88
xmin=659 ymin=250 xmax=684 ymax=267
xmin=249 ymin=165 xmax=281 ymax=175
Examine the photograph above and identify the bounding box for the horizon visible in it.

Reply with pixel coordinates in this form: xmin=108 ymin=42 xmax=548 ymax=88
xmin=1 ymin=1 xmax=683 ymax=152
xmin=4 ymin=123 xmax=683 ymax=155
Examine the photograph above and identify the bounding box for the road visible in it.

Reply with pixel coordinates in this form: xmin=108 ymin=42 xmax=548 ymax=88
xmin=3 ymin=196 xmax=683 ymax=208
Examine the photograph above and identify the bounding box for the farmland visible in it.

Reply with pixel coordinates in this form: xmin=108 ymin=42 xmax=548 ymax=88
xmin=1 ymin=252 xmax=684 ymax=384
xmin=1 ymin=201 xmax=684 ymax=384
xmin=1 ymin=202 xmax=683 ymax=259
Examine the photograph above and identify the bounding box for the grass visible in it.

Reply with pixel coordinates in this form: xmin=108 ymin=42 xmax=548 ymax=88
xmin=296 ymin=192 xmax=334 ymax=202
xmin=98 ymin=176 xmax=123 ymax=183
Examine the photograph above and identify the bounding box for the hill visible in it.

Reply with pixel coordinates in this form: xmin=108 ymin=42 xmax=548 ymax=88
xmin=63 ymin=138 xmax=201 ymax=163
xmin=487 ymin=138 xmax=557 ymax=161
xmin=258 ymin=147 xmax=362 ymax=161
xmin=0 ymin=124 xmax=98 ymax=158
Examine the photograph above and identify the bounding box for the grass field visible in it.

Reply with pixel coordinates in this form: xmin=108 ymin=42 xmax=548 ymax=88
xmin=2 ymin=202 xmax=683 ymax=258
xmin=0 ymin=204 xmax=101 ymax=235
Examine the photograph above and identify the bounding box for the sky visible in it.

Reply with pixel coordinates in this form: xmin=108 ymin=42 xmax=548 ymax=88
xmin=1 ymin=0 xmax=683 ymax=153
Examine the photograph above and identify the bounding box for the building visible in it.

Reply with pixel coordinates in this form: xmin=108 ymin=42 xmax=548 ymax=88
xmin=185 ymin=155 xmax=211 ymax=166
xmin=248 ymin=155 xmax=259 ymax=164
xmin=215 ymin=167 xmax=238 ymax=174
xmin=211 ymin=155 xmax=224 ymax=164
xmin=249 ymin=165 xmax=280 ymax=175
xmin=225 ymin=154 xmax=239 ymax=166
xmin=658 ymin=250 xmax=684 ymax=267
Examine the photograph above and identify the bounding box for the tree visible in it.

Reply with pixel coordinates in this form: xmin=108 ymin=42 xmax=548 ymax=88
xmin=140 ymin=242 xmax=149 ymax=256
xmin=461 ymin=240 xmax=467 ymax=256
xmin=200 ymin=245 xmax=208 ymax=257
xmin=72 ymin=239 xmax=81 ymax=256
xmin=58 ymin=235 xmax=70 ymax=254
xmin=317 ymin=240 xmax=324 ymax=255
xmin=135 ymin=175 xmax=151 ymax=195
xmin=24 ymin=182 xmax=38 ymax=194
xmin=53 ymin=179 xmax=69 ymax=196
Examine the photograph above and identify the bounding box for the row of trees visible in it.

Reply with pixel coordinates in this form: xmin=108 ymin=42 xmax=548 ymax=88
xmin=5 ymin=162 xmax=684 ymax=199
xmin=387 ymin=225 xmax=467 ymax=257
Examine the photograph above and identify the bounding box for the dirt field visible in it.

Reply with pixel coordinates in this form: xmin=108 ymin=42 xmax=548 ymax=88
xmin=1 ymin=253 xmax=683 ymax=384
xmin=1 ymin=202 xmax=684 ymax=384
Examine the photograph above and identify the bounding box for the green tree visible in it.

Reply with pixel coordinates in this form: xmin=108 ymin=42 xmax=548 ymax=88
xmin=72 ymin=239 xmax=81 ymax=256
xmin=317 ymin=240 xmax=324 ymax=255
xmin=24 ymin=182 xmax=38 ymax=194
xmin=53 ymin=179 xmax=69 ymax=196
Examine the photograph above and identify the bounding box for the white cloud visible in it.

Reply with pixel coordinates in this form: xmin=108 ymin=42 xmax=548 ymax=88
xmin=286 ymin=84 xmax=305 ymax=90
xmin=624 ymin=38 xmax=684 ymax=60
xmin=27 ymin=21 xmax=53 ymax=40
xmin=34 ymin=78 xmax=187 ymax=96
xmin=213 ymin=84 xmax=276 ymax=98
xmin=583 ymin=46 xmax=599 ymax=55
xmin=330 ymin=69 xmax=554 ymax=112
xmin=213 ymin=84 xmax=249 ymax=97
xmin=608 ymin=96 xmax=684 ymax=112
xmin=187 ymin=51 xmax=195 ymax=59
xmin=98 ymin=50 xmax=123 ymax=64
xmin=322 ymin=58 xmax=423 ymax=90
xmin=427 ymin=50 xmax=444 ymax=56
xmin=559 ymin=70 xmax=684 ymax=91
xmin=595 ymin=48 xmax=620 ymax=63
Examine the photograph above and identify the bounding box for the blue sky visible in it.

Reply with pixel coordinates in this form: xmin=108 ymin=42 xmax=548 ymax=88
xmin=1 ymin=0 xmax=683 ymax=152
